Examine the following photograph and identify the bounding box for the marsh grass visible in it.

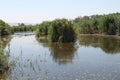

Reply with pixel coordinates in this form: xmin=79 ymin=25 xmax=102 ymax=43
xmin=0 ymin=49 xmax=10 ymax=73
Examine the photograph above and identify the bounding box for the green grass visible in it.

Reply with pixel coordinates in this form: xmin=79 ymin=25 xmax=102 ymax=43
xmin=0 ymin=49 xmax=9 ymax=73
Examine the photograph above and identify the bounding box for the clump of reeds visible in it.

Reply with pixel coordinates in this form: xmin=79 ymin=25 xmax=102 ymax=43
xmin=0 ymin=49 xmax=10 ymax=73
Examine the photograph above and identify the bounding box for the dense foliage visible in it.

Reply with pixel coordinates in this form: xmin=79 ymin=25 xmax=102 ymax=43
xmin=0 ymin=37 xmax=11 ymax=73
xmin=1 ymin=12 xmax=120 ymax=38
xmin=74 ymin=13 xmax=120 ymax=35
xmin=0 ymin=49 xmax=9 ymax=73
xmin=36 ymin=21 xmax=50 ymax=37
xmin=36 ymin=19 xmax=76 ymax=42
xmin=12 ymin=23 xmax=36 ymax=32
xmin=0 ymin=20 xmax=12 ymax=36
xmin=50 ymin=19 xmax=76 ymax=42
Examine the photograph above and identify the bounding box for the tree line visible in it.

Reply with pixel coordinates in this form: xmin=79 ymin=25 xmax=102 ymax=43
xmin=12 ymin=23 xmax=37 ymax=32
xmin=73 ymin=13 xmax=120 ymax=35
xmin=0 ymin=20 xmax=37 ymax=36
xmin=0 ymin=12 xmax=120 ymax=42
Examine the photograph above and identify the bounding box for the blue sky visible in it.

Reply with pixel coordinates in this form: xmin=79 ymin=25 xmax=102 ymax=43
xmin=0 ymin=0 xmax=120 ymax=23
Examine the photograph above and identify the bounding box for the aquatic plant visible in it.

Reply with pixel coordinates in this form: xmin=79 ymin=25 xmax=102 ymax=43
xmin=0 ymin=49 xmax=10 ymax=73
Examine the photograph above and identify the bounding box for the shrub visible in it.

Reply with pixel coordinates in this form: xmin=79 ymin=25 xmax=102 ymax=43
xmin=49 ymin=19 xmax=76 ymax=42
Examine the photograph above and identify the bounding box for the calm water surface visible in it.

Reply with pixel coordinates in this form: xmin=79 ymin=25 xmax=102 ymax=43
xmin=1 ymin=33 xmax=120 ymax=80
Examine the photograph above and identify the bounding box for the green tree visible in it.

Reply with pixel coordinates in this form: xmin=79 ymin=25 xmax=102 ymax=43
xmin=91 ymin=19 xmax=99 ymax=33
xmin=100 ymin=16 xmax=117 ymax=35
xmin=118 ymin=20 xmax=120 ymax=35
xmin=49 ymin=19 xmax=76 ymax=42
xmin=0 ymin=20 xmax=12 ymax=36
xmin=12 ymin=23 xmax=36 ymax=32
xmin=73 ymin=13 xmax=120 ymax=35
xmin=36 ymin=21 xmax=51 ymax=37
xmin=79 ymin=20 xmax=93 ymax=34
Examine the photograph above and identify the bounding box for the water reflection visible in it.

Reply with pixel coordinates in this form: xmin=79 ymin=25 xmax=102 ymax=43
xmin=50 ymin=43 xmax=78 ymax=65
xmin=37 ymin=38 xmax=78 ymax=65
xmin=2 ymin=34 xmax=120 ymax=80
xmin=78 ymin=35 xmax=120 ymax=54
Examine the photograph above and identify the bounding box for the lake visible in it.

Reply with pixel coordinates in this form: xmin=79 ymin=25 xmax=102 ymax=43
xmin=1 ymin=32 xmax=120 ymax=80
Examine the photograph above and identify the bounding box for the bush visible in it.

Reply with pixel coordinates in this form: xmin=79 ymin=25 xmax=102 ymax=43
xmin=79 ymin=20 xmax=93 ymax=34
xmin=0 ymin=20 xmax=12 ymax=36
xmin=100 ymin=16 xmax=117 ymax=35
xmin=0 ymin=49 xmax=9 ymax=73
xmin=49 ymin=19 xmax=76 ymax=42
xmin=35 ymin=21 xmax=50 ymax=37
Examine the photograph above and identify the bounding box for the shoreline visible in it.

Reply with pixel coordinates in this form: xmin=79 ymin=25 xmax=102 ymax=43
xmin=78 ymin=34 xmax=120 ymax=40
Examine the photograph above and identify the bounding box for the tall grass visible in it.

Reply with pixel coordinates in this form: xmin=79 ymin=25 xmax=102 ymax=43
xmin=0 ymin=49 xmax=9 ymax=73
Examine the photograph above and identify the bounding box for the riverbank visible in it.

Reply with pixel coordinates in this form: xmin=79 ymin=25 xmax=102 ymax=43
xmin=78 ymin=34 xmax=120 ymax=40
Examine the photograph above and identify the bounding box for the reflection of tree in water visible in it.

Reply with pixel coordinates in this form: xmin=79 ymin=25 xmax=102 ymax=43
xmin=0 ymin=36 xmax=11 ymax=79
xmin=78 ymin=35 xmax=120 ymax=54
xmin=50 ymin=43 xmax=77 ymax=65
xmin=36 ymin=36 xmax=49 ymax=48
xmin=36 ymin=38 xmax=78 ymax=65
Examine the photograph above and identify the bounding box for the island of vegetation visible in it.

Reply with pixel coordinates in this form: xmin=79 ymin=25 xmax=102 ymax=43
xmin=36 ymin=19 xmax=76 ymax=42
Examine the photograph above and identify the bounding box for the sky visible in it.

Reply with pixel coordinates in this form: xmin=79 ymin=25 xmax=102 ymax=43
xmin=0 ymin=0 xmax=120 ymax=23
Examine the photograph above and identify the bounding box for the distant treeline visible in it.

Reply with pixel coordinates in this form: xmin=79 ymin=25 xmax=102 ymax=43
xmin=73 ymin=12 xmax=120 ymax=35
xmin=0 ymin=20 xmax=37 ymax=36
xmin=0 ymin=12 xmax=120 ymax=38
xmin=12 ymin=23 xmax=37 ymax=32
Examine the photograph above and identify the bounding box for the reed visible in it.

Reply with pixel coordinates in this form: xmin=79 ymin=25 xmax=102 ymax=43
xmin=0 ymin=49 xmax=9 ymax=73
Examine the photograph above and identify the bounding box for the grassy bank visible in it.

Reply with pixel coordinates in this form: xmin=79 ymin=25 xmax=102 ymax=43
xmin=78 ymin=34 xmax=120 ymax=40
